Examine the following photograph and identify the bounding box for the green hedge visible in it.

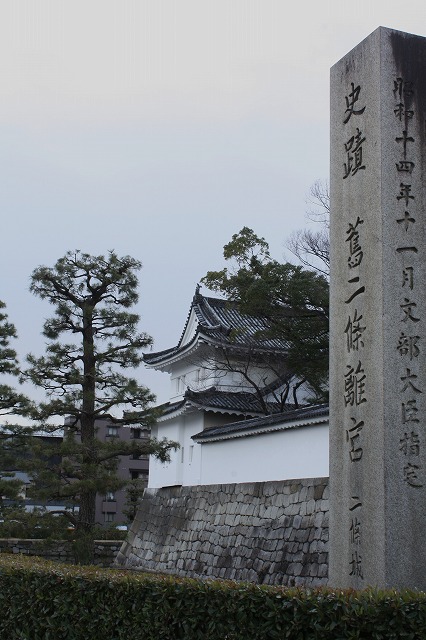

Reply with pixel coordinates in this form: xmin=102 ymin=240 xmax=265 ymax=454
xmin=0 ymin=554 xmax=425 ymax=639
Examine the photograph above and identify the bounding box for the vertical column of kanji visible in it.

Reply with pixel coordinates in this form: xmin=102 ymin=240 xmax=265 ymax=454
xmin=340 ymin=84 xmax=368 ymax=588
xmin=331 ymin=27 xmax=426 ymax=591
xmin=330 ymin=28 xmax=384 ymax=589
xmin=381 ymin=30 xmax=426 ymax=589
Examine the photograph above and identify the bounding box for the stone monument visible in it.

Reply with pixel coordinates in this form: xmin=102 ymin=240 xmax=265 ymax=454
xmin=330 ymin=27 xmax=426 ymax=589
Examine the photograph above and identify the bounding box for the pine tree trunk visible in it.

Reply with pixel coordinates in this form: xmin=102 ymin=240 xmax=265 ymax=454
xmin=73 ymin=488 xmax=97 ymax=564
xmin=73 ymin=303 xmax=97 ymax=565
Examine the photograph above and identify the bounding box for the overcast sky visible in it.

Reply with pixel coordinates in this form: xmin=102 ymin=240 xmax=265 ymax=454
xmin=2 ymin=1 xmax=426 ymax=410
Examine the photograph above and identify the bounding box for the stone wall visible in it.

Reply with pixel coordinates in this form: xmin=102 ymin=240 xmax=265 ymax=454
xmin=0 ymin=539 xmax=121 ymax=567
xmin=116 ymin=478 xmax=329 ymax=587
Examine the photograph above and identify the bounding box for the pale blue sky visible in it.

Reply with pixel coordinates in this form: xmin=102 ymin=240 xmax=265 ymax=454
xmin=2 ymin=1 xmax=426 ymax=410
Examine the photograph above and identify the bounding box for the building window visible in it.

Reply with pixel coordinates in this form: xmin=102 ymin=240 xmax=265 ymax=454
xmin=130 ymin=470 xmax=148 ymax=482
xmin=131 ymin=428 xmax=142 ymax=439
xmin=105 ymin=491 xmax=115 ymax=502
xmin=177 ymin=375 xmax=186 ymax=393
xmin=107 ymin=426 xmax=119 ymax=437
xmin=104 ymin=512 xmax=115 ymax=523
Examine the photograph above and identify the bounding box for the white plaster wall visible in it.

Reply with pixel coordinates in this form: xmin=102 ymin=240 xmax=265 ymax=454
xmin=180 ymin=413 xmax=203 ymax=486
xmin=148 ymin=418 xmax=183 ymax=488
xmin=199 ymin=424 xmax=329 ymax=485
xmin=148 ymin=413 xmax=204 ymax=488
xmin=168 ymin=352 xmax=286 ymax=399
xmin=170 ymin=361 xmax=198 ymax=400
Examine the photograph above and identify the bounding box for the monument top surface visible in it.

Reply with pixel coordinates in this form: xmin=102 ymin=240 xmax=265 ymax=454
xmin=332 ymin=26 xmax=426 ymax=69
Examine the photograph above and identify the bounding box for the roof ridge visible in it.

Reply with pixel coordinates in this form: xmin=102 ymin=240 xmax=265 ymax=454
xmin=196 ymin=295 xmax=228 ymax=330
xmin=175 ymin=286 xmax=203 ymax=349
xmin=145 ymin=286 xmax=290 ymax=368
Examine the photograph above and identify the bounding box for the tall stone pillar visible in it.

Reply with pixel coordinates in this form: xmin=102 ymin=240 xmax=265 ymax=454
xmin=330 ymin=27 xmax=426 ymax=589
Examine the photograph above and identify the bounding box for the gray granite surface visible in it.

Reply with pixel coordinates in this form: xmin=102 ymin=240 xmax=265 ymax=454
xmin=330 ymin=27 xmax=426 ymax=589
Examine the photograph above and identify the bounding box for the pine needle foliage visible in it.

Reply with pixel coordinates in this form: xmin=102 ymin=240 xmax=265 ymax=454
xmin=21 ymin=251 xmax=177 ymax=559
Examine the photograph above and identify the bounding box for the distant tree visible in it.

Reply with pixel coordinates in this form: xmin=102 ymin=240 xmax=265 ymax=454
xmin=286 ymin=180 xmax=330 ymax=277
xmin=22 ymin=251 xmax=177 ymax=563
xmin=0 ymin=301 xmax=29 ymax=416
xmin=0 ymin=301 xmax=32 ymax=509
xmin=0 ymin=424 xmax=29 ymax=512
xmin=0 ymin=459 xmax=24 ymax=512
xmin=201 ymin=228 xmax=329 ymax=402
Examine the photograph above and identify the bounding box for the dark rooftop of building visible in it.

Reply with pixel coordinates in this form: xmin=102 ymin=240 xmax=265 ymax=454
xmin=144 ymin=287 xmax=288 ymax=367
xmin=156 ymin=387 xmax=285 ymax=420
xmin=192 ymin=403 xmax=329 ymax=441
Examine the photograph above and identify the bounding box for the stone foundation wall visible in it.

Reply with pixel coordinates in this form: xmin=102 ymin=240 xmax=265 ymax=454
xmin=0 ymin=539 xmax=121 ymax=567
xmin=116 ymin=478 xmax=329 ymax=587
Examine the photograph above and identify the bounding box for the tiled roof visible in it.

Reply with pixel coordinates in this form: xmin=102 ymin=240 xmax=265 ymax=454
xmin=184 ymin=388 xmax=283 ymax=415
xmin=155 ymin=388 xmax=285 ymax=422
xmin=191 ymin=403 xmax=329 ymax=442
xmin=144 ymin=287 xmax=288 ymax=367
xmin=193 ymin=294 xmax=287 ymax=349
xmin=156 ymin=398 xmax=186 ymax=419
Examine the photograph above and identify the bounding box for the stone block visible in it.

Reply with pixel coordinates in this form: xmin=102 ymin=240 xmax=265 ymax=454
xmin=313 ymin=512 xmax=324 ymax=527
xmin=299 ymin=501 xmax=307 ymax=516
xmin=305 ymin=499 xmax=315 ymax=515
xmin=295 ymin=529 xmax=309 ymax=543
xmin=292 ymin=514 xmax=302 ymax=529
xmin=301 ymin=515 xmax=313 ymax=529
xmin=301 ymin=486 xmax=310 ymax=502
xmin=310 ymin=540 xmax=318 ymax=553
xmin=318 ymin=564 xmax=328 ymax=578
xmin=288 ymin=503 xmax=300 ymax=516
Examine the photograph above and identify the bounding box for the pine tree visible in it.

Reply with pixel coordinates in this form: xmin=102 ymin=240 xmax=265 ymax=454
xmin=0 ymin=301 xmax=31 ymax=509
xmin=23 ymin=251 xmax=177 ymax=562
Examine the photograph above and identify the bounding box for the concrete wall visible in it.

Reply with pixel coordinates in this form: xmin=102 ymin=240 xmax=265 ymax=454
xmin=0 ymin=539 xmax=121 ymax=567
xmin=116 ymin=478 xmax=329 ymax=587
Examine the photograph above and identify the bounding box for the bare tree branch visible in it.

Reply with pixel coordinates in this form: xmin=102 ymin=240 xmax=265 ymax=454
xmin=286 ymin=179 xmax=330 ymax=277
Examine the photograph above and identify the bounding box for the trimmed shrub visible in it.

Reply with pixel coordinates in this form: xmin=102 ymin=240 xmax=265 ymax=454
xmin=0 ymin=554 xmax=425 ymax=639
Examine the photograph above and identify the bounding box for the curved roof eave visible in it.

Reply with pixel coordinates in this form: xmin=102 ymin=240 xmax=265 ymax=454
xmin=144 ymin=330 xmax=287 ymax=371
xmin=157 ymin=401 xmax=262 ymax=423
xmin=157 ymin=405 xmax=187 ymax=422
xmin=144 ymin=288 xmax=290 ymax=371
xmin=144 ymin=332 xmax=203 ymax=371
